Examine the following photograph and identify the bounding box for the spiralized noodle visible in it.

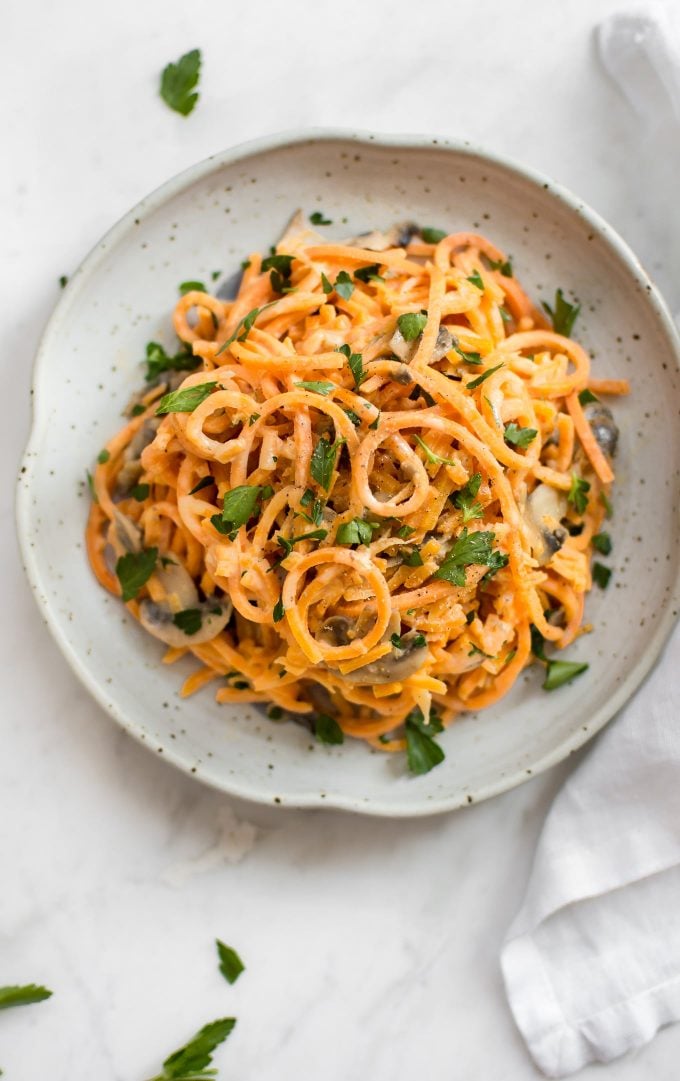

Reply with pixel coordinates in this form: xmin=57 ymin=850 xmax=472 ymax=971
xmin=86 ymin=216 xmax=627 ymax=768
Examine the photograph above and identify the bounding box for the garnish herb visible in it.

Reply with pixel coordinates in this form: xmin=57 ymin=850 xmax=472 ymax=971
xmin=144 ymin=340 xmax=197 ymax=382
xmin=593 ymin=562 xmax=612 ymax=589
xmin=179 ymin=280 xmax=207 ymax=294
xmin=542 ymin=288 xmax=580 ymax=336
xmin=482 ymin=254 xmax=513 ymax=277
xmin=600 ymin=491 xmax=613 ymax=518
xmin=310 ymin=211 xmax=332 ymax=225
xmin=404 ymin=706 xmax=445 ymax=775
xmin=189 ymin=476 xmax=214 ymax=495
xmin=216 ymin=485 xmax=270 ymax=535
xmin=499 ymin=306 xmax=512 ymax=322
xmin=467 ymin=363 xmax=504 ymax=390
xmin=131 ymin=404 xmax=146 ymax=417
xmin=310 ymin=435 xmax=343 ymax=490
xmin=397 ymin=524 xmax=416 ymax=539
xmin=567 ymin=473 xmax=591 ymax=515
xmin=578 ymin=388 xmax=599 ymax=406
xmin=299 ymin=488 xmax=325 ymax=526
xmin=336 ymin=518 xmax=376 ymax=546
xmin=481 ymin=550 xmax=509 ymax=580
xmin=0 ymin=985 xmax=53 ymax=1011
xmin=59 ymin=275 xmax=68 ymax=288
xmin=216 ymin=301 xmax=277 ymax=355
xmin=156 ymin=382 xmax=217 ymax=415
xmin=468 ymin=643 xmax=494 ymax=659
xmin=336 ymin=343 xmax=366 ymax=387
xmin=452 ymin=473 xmax=483 ymax=523
xmin=277 ymin=529 xmax=328 ymax=557
xmin=504 ymin=423 xmax=537 ymax=448
xmin=315 ymin=714 xmax=344 ymax=745
xmin=159 ymin=48 xmax=201 ymax=117
xmin=397 ymin=312 xmax=428 ymax=341
xmin=86 ymin=470 xmax=97 ymax=502
xmin=146 ymin=1017 xmax=236 ymax=1081
xmin=333 ymin=270 xmax=355 ymax=300
xmin=342 ymin=407 xmax=361 ymax=427
xmin=453 ymin=344 xmax=482 ymax=365
xmin=249 ymin=413 xmax=261 ymax=425
xmin=544 ymin=659 xmax=589 ymax=691
xmin=368 ymin=413 xmax=380 ymax=430
xmin=273 ymin=595 xmax=285 ymax=623
xmin=211 ymin=270 xmax=221 ymax=281
xmin=401 ymin=548 xmax=424 ymax=567
xmin=530 ymin=624 xmax=548 ymax=661
xmin=414 ymin=434 xmax=456 ymax=467
xmin=216 ymin=940 xmax=245 ymax=985
xmin=97 ymin=449 xmax=110 ymax=464
xmin=420 ymin=227 xmax=447 ymax=244
xmin=354 ymin=263 xmax=384 ymax=284
xmin=131 ymin=483 xmax=150 ymax=502
xmin=592 ymin=532 xmax=612 ymax=555
xmin=392 ymin=632 xmax=426 ymax=650
xmin=172 ymin=609 xmax=202 ymax=636
xmin=294 ymin=380 xmax=335 ymax=396
xmin=116 ymin=547 xmax=158 ymax=602
xmin=434 ymin=528 xmax=499 ymax=586
xmin=467 ymin=269 xmax=485 ymax=290
xmin=262 ymin=253 xmax=294 ymax=294
xmin=321 ymin=273 xmax=333 ymax=295
xmin=241 ymin=259 xmax=251 ymax=270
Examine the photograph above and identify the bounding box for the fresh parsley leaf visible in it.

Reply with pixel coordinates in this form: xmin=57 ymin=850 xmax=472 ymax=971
xmin=482 ymin=550 xmax=509 ymax=581
xmin=467 ymin=363 xmax=504 ymax=390
xmin=530 ymin=624 xmax=548 ymax=661
xmin=321 ymin=272 xmax=333 ymax=295
xmin=354 ymin=263 xmax=384 ymax=283
xmin=262 ymin=253 xmax=295 ymax=294
xmin=86 ymin=470 xmax=97 ymax=501
xmin=277 ymin=529 xmax=328 ymax=556
xmin=310 ymin=211 xmax=332 ymax=225
xmin=452 ymin=472 xmax=484 ymax=523
xmin=189 ymin=475 xmax=214 ymax=495
xmin=397 ymin=312 xmax=428 ymax=341
xmin=298 ymin=489 xmax=325 ymax=525
xmin=115 ymin=547 xmax=158 ymax=602
xmin=467 ymin=269 xmax=485 ymax=290
xmin=336 ymin=518 xmax=376 ymax=546
xmin=342 ymin=407 xmax=361 ymax=427
xmin=273 ymin=595 xmax=285 ymax=623
xmin=504 ymin=423 xmax=537 ymax=448
xmin=333 ymin=270 xmax=355 ymax=300
xmin=600 ymin=491 xmax=613 ymax=518
xmin=0 ymin=985 xmax=52 ymax=1011
xmin=392 ymin=632 xmax=427 ymax=651
xmin=131 ymin=404 xmax=146 ymax=416
xmin=156 ymin=382 xmax=217 ymax=415
xmin=59 ymin=275 xmax=68 ymax=288
xmin=159 ymin=48 xmax=201 ymax=117
xmin=294 ymin=380 xmax=335 ymax=396
xmin=397 ymin=525 xmax=416 ymax=539
xmin=434 ymin=528 xmax=497 ymax=586
xmin=220 ymin=485 xmax=269 ymax=532
xmin=499 ymin=306 xmax=512 ymax=322
xmin=593 ymin=562 xmax=612 ymax=589
xmin=567 ymin=473 xmax=591 ymax=515
xmin=216 ymin=940 xmax=245 ymax=985
xmin=149 ymin=1017 xmax=236 ymax=1080
xmin=482 ymin=254 xmax=513 ymax=277
xmin=172 ymin=609 xmax=202 ymax=636
xmin=335 ymin=344 xmax=365 ymax=387
xmin=414 ymin=434 xmax=456 ymax=467
xmin=310 ymin=436 xmax=342 ymax=490
xmin=368 ymin=412 xmax=380 ymax=430
xmin=542 ymin=288 xmax=580 ymax=336
xmin=315 ymin=714 xmax=344 ymax=744
xmin=97 ymin=449 xmax=110 ymax=464
xmin=468 ymin=643 xmax=494 ymax=659
xmin=593 ymin=532 xmax=612 ymax=555
xmin=144 ymin=340 xmax=198 ymax=382
xmin=453 ymin=344 xmax=482 ymax=365
xmin=420 ymin=227 xmax=447 ymax=244
xmin=178 ymin=280 xmax=207 ymax=294
xmin=300 ymin=488 xmax=314 ymax=506
xmin=216 ymin=302 xmax=277 ymax=355
xmin=131 ymin=483 xmax=150 ymax=502
xmin=401 ymin=548 xmax=424 ymax=567
xmin=578 ymin=388 xmax=599 ymax=405
xmin=404 ymin=707 xmax=445 ymax=774
xmin=211 ymin=270 xmax=221 ymax=281
xmin=543 ymin=659 xmax=589 ymax=691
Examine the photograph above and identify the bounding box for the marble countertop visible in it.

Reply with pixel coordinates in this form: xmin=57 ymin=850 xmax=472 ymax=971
xmin=2 ymin=0 xmax=678 ymax=1076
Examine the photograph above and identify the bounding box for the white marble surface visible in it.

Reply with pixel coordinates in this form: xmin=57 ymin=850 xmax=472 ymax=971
xmin=2 ymin=0 xmax=679 ymax=1077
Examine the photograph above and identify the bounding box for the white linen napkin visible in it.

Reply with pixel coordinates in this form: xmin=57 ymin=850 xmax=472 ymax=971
xmin=500 ymin=9 xmax=680 ymax=1076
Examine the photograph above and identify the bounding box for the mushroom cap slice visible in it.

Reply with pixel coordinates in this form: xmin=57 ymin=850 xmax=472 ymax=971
xmin=526 ymin=484 xmax=568 ymax=566
xmin=139 ymin=596 xmax=232 ymax=648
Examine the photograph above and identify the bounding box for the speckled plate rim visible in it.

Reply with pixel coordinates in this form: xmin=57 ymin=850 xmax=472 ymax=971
xmin=16 ymin=128 xmax=680 ymax=817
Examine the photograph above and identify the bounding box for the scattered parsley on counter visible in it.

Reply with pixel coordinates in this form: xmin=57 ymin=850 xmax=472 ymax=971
xmin=0 ymin=985 xmax=53 ymax=1011
xmin=216 ymin=941 xmax=245 ymax=985
xmin=159 ymin=48 xmax=202 ymax=116
xmin=146 ymin=1017 xmax=236 ymax=1081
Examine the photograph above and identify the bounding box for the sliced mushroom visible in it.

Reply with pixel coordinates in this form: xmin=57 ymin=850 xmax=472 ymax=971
xmin=345 ymin=221 xmax=419 ymax=251
xmin=112 ymin=509 xmax=143 ymax=553
xmin=583 ymin=402 xmax=619 ymax=458
xmin=344 ymin=629 xmax=428 ymax=685
xmin=139 ymin=597 xmax=232 ymax=647
xmin=320 ymin=616 xmax=352 ymax=646
xmin=389 ymin=324 xmax=453 ymax=364
xmin=116 ymin=418 xmax=160 ymax=497
xmin=526 ymin=484 xmax=568 ymax=566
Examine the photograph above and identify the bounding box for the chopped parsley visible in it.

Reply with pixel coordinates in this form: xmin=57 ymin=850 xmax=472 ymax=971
xmin=310 ymin=435 xmax=343 ymax=490
xmin=315 ymin=714 xmax=344 ymax=745
xmin=262 ymin=253 xmax=295 ymax=294
xmin=115 ymin=547 xmax=158 ymax=602
xmin=592 ymin=532 xmax=612 ymax=555
xmin=294 ymin=380 xmax=335 ymax=396
xmin=146 ymin=1017 xmax=236 ymax=1081
xmin=567 ymin=473 xmax=591 ymax=515
xmin=542 ymin=288 xmax=580 ymax=336
xmin=543 ymin=659 xmax=589 ymax=691
xmin=298 ymin=488 xmax=325 ymax=525
xmin=172 ymin=608 xmax=203 ymax=636
xmin=434 ymin=528 xmax=499 ymax=586
xmin=578 ymin=388 xmax=600 ymax=406
xmin=144 ymin=340 xmax=198 ymax=382
xmin=397 ymin=312 xmax=428 ymax=341
xmin=397 ymin=524 xmax=416 ymax=539
xmin=354 ymin=263 xmax=384 ymax=284
xmin=452 ymin=473 xmax=483 ymax=523
xmin=467 ymin=363 xmax=504 ymax=390
xmin=277 ymin=529 xmax=328 ymax=557
xmin=159 ymin=48 xmax=201 ymax=116
xmin=156 ymin=382 xmax=217 ymax=415
xmin=391 ymin=632 xmax=426 ymax=650
xmin=336 ymin=518 xmax=376 ymax=546
xmin=321 ymin=272 xmax=333 ymax=295
xmin=600 ymin=491 xmax=613 ymax=518
xmin=97 ymin=449 xmax=110 ymax=464
xmin=404 ymin=706 xmax=445 ymax=774
xmin=59 ymin=275 xmax=68 ymax=288
xmin=273 ymin=595 xmax=285 ymax=623
xmin=178 ymin=280 xmax=207 ymax=294
xmin=414 ymin=434 xmax=456 ymax=467
xmin=342 ymin=407 xmax=361 ymax=427
xmin=593 ymin=562 xmax=612 ymax=589
xmin=482 ymin=254 xmax=513 ymax=277
xmin=336 ymin=343 xmax=365 ymax=387
xmin=189 ymin=475 xmax=214 ymax=495
xmin=0 ymin=985 xmax=53 ymax=1011
xmin=216 ymin=301 xmax=277 ymax=355
xmin=212 ymin=485 xmax=271 ymax=537
xmin=310 ymin=210 xmax=332 ymax=225
xmin=216 ymin=940 xmax=245 ymax=985
xmin=453 ymin=344 xmax=483 ymax=365
xmin=333 ymin=270 xmax=355 ymax=300
xmin=467 ymin=269 xmax=485 ymax=290
xmin=401 ymin=548 xmax=424 ymax=567
xmin=131 ymin=483 xmax=150 ymax=502
xmin=504 ymin=422 xmax=537 ymax=448
xmin=420 ymin=227 xmax=447 ymax=244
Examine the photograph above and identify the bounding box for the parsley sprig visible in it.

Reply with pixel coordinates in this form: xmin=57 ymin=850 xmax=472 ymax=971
xmin=542 ymin=288 xmax=580 ymax=336
xmin=159 ymin=49 xmax=201 ymax=116
xmin=145 ymin=1018 xmax=236 ymax=1081
xmin=404 ymin=706 xmax=445 ymax=774
xmin=452 ymin=473 xmax=484 ymax=523
xmin=0 ymin=984 xmax=53 ymax=1010
xmin=434 ymin=529 xmax=502 ymax=586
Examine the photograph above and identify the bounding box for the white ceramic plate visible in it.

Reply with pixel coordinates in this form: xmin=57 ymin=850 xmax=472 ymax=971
xmin=17 ymin=131 xmax=680 ymax=816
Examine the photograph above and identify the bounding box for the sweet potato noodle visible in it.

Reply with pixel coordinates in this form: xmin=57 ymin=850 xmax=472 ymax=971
xmin=86 ymin=215 xmax=627 ymax=771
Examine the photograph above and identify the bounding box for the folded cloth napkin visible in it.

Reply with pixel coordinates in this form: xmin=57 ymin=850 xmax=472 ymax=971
xmin=501 ymin=10 xmax=680 ymax=1076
